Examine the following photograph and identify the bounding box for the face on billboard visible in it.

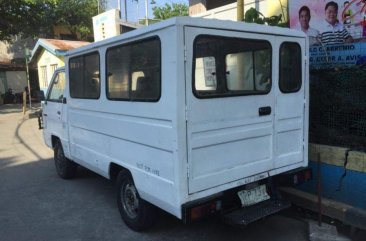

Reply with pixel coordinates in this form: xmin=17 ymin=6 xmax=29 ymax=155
xmin=299 ymin=9 xmax=310 ymax=29
xmin=325 ymin=5 xmax=338 ymax=25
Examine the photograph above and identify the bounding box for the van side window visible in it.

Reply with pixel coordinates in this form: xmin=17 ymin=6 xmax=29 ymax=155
xmin=193 ymin=35 xmax=272 ymax=98
xmin=279 ymin=42 xmax=302 ymax=93
xmin=69 ymin=52 xmax=100 ymax=99
xmin=47 ymin=71 xmax=65 ymax=102
xmin=106 ymin=37 xmax=161 ymax=102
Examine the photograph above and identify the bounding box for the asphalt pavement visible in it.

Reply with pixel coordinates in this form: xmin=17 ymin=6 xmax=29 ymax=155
xmin=0 ymin=104 xmax=360 ymax=241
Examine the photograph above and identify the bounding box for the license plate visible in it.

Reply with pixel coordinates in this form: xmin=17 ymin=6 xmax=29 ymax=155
xmin=237 ymin=184 xmax=270 ymax=207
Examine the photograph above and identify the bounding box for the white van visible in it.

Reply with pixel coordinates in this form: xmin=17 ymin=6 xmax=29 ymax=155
xmin=42 ymin=17 xmax=309 ymax=231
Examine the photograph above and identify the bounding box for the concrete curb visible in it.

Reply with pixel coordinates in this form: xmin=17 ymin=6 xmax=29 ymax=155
xmin=280 ymin=187 xmax=366 ymax=231
xmin=308 ymin=220 xmax=350 ymax=241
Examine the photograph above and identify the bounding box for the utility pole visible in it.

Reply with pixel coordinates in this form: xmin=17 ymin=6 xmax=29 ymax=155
xmin=124 ymin=0 xmax=127 ymax=21
xmin=24 ymin=46 xmax=32 ymax=110
xmin=118 ymin=0 xmax=121 ymax=18
xmin=136 ymin=0 xmax=139 ymax=23
xmin=237 ymin=0 xmax=244 ymax=21
xmin=145 ymin=0 xmax=148 ymax=26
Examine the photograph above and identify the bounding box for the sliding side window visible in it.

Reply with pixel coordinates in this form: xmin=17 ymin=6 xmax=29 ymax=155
xmin=106 ymin=37 xmax=161 ymax=102
xmin=193 ymin=35 xmax=272 ymax=98
xmin=69 ymin=52 xmax=100 ymax=99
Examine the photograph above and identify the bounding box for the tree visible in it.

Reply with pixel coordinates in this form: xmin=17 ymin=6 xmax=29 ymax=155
xmin=243 ymin=7 xmax=287 ymax=27
xmin=0 ymin=0 xmax=107 ymax=42
xmin=152 ymin=3 xmax=188 ymax=20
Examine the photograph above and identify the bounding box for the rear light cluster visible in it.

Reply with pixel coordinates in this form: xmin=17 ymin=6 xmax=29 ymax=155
xmin=293 ymin=168 xmax=312 ymax=185
xmin=190 ymin=200 xmax=222 ymax=220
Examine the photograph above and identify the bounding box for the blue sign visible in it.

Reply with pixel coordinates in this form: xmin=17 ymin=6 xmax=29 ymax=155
xmin=310 ymin=42 xmax=366 ymax=69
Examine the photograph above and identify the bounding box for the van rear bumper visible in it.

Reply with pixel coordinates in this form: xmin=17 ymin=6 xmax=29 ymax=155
xmin=182 ymin=167 xmax=312 ymax=224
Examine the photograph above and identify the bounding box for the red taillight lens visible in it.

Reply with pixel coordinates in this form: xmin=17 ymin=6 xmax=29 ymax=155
xmin=190 ymin=200 xmax=222 ymax=220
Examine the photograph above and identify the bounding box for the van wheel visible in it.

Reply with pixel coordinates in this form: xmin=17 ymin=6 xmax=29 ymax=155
xmin=116 ymin=170 xmax=156 ymax=232
xmin=54 ymin=140 xmax=77 ymax=179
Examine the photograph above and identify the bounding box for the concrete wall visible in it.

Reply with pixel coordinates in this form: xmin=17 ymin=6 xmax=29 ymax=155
xmin=92 ymin=9 xmax=121 ymax=42
xmin=6 ymin=71 xmax=27 ymax=94
xmin=0 ymin=71 xmax=27 ymax=95
xmin=0 ymin=37 xmax=36 ymax=63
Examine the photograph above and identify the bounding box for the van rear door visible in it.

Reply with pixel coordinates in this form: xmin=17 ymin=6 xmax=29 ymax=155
xmin=273 ymin=38 xmax=307 ymax=169
xmin=184 ymin=27 xmax=276 ymax=194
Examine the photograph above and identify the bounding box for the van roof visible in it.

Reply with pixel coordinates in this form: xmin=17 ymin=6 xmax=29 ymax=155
xmin=67 ymin=16 xmax=306 ymax=56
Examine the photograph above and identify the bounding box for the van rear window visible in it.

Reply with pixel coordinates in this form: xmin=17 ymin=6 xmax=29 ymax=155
xmin=193 ymin=35 xmax=272 ymax=98
xmin=279 ymin=42 xmax=302 ymax=93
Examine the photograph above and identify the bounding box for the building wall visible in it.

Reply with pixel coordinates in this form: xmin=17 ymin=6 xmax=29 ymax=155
xmin=0 ymin=71 xmax=27 ymax=95
xmin=92 ymin=9 xmax=121 ymax=42
xmin=6 ymin=71 xmax=27 ymax=94
xmin=37 ymin=49 xmax=64 ymax=93
xmin=53 ymin=26 xmax=79 ymax=40
xmin=190 ymin=0 xmax=288 ymax=23
xmin=0 ymin=37 xmax=36 ymax=63
xmin=189 ymin=0 xmax=207 ymax=15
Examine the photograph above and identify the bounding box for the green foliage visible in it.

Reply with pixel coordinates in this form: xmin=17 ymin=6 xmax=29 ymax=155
xmin=152 ymin=3 xmax=188 ymax=20
xmin=244 ymin=7 xmax=287 ymax=27
xmin=0 ymin=0 xmax=106 ymax=42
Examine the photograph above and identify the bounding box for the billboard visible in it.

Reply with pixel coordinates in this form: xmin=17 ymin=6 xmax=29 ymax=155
xmin=289 ymin=0 xmax=366 ymax=68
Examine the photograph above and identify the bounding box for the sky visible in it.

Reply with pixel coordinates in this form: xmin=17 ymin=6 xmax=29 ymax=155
xmin=107 ymin=0 xmax=188 ymax=23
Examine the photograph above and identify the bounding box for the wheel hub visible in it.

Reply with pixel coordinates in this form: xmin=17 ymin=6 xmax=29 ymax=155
xmin=122 ymin=183 xmax=139 ymax=219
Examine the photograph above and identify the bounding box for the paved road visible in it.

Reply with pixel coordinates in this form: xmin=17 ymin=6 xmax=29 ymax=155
xmin=0 ymin=104 xmax=358 ymax=241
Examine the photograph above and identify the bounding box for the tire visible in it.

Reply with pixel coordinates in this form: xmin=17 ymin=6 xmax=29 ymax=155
xmin=116 ymin=170 xmax=156 ymax=232
xmin=54 ymin=140 xmax=77 ymax=179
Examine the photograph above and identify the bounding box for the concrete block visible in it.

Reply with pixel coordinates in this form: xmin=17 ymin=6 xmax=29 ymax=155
xmin=316 ymin=144 xmax=346 ymax=167
xmin=308 ymin=220 xmax=350 ymax=241
xmin=347 ymin=151 xmax=365 ymax=173
xmin=309 ymin=144 xmax=318 ymax=161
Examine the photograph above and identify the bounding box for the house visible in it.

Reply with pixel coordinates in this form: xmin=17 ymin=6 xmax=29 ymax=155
xmin=0 ymin=37 xmax=36 ymax=104
xmin=30 ymin=39 xmax=90 ymax=93
xmin=189 ymin=0 xmax=287 ymax=23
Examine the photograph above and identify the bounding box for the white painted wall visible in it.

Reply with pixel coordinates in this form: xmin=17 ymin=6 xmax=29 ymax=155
xmin=92 ymin=9 xmax=121 ymax=42
xmin=191 ymin=0 xmax=286 ymax=23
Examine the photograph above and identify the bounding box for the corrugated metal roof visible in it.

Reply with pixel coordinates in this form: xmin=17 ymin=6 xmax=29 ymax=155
xmin=29 ymin=38 xmax=90 ymax=64
xmin=41 ymin=39 xmax=90 ymax=51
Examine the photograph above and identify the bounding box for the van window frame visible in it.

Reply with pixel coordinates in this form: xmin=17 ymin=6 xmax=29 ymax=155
xmin=46 ymin=70 xmax=65 ymax=103
xmin=69 ymin=51 xmax=101 ymax=99
xmin=192 ymin=34 xmax=273 ymax=99
xmin=105 ymin=36 xmax=162 ymax=102
xmin=279 ymin=41 xmax=302 ymax=93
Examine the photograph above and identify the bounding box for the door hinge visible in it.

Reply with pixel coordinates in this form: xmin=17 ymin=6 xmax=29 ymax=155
xmin=184 ymin=46 xmax=187 ymax=62
xmin=185 ymin=105 xmax=188 ymax=121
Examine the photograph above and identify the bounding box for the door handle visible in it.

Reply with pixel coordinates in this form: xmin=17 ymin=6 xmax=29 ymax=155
xmin=259 ymin=106 xmax=271 ymax=116
xmin=43 ymin=113 xmax=48 ymax=117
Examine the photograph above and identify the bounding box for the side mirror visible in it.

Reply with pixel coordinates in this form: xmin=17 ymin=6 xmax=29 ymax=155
xmin=62 ymin=97 xmax=67 ymax=104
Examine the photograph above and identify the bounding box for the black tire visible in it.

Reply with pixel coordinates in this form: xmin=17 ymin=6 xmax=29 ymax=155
xmin=54 ymin=140 xmax=77 ymax=179
xmin=116 ymin=170 xmax=156 ymax=232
